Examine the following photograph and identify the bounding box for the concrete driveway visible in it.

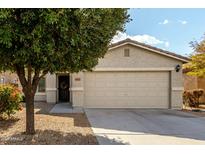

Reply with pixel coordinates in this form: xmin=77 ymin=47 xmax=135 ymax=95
xmin=85 ymin=109 xmax=205 ymax=144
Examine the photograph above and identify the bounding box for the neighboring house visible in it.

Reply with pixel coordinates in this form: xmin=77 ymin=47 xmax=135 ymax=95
xmin=0 ymin=71 xmax=20 ymax=86
xmin=34 ymin=38 xmax=189 ymax=109
xmin=0 ymin=71 xmax=45 ymax=97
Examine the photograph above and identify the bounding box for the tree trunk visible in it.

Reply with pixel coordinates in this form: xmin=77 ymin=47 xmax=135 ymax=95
xmin=15 ymin=65 xmax=44 ymax=134
xmin=25 ymin=92 xmax=35 ymax=134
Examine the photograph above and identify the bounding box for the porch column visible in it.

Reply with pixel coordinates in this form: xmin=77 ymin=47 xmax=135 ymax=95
xmin=70 ymin=72 xmax=84 ymax=107
xmin=46 ymin=73 xmax=57 ymax=103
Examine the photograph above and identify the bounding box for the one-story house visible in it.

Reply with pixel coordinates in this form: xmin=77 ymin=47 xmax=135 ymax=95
xmin=33 ymin=38 xmax=189 ymax=109
xmin=1 ymin=39 xmax=189 ymax=109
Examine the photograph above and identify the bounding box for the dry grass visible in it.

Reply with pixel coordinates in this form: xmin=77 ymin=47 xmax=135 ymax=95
xmin=0 ymin=102 xmax=98 ymax=145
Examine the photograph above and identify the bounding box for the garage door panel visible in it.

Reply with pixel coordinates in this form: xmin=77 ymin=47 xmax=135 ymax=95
xmin=84 ymin=72 xmax=169 ymax=108
xmin=86 ymin=89 xmax=168 ymax=98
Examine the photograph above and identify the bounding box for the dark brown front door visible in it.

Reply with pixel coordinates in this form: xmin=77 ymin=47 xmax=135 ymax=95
xmin=58 ymin=75 xmax=70 ymax=102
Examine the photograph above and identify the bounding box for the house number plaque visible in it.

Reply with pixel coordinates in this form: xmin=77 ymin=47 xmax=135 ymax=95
xmin=75 ymin=77 xmax=81 ymax=81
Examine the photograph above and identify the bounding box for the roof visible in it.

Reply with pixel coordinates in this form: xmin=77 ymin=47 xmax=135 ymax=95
xmin=109 ymin=38 xmax=190 ymax=63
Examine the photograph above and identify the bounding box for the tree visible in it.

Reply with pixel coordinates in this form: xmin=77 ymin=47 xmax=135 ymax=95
xmin=0 ymin=9 xmax=130 ymax=134
xmin=184 ymin=35 xmax=205 ymax=77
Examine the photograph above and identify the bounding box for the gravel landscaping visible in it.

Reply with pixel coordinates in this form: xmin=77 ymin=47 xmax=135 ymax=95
xmin=0 ymin=102 xmax=98 ymax=145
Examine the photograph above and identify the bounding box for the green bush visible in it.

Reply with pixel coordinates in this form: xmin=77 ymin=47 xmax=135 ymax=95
xmin=183 ymin=89 xmax=204 ymax=108
xmin=0 ymin=84 xmax=23 ymax=118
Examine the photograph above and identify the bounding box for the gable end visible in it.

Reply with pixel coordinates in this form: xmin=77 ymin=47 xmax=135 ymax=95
xmin=109 ymin=39 xmax=189 ymax=63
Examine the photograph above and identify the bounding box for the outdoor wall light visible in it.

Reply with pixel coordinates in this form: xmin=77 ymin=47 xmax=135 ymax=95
xmin=175 ymin=64 xmax=181 ymax=72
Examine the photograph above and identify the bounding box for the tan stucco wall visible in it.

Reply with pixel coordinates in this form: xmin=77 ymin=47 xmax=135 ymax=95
xmin=71 ymin=44 xmax=184 ymax=109
xmin=171 ymin=69 xmax=183 ymax=109
xmin=45 ymin=73 xmax=57 ymax=103
xmin=34 ymin=93 xmax=46 ymax=101
xmin=97 ymin=44 xmax=182 ymax=68
xmin=70 ymin=72 xmax=84 ymax=107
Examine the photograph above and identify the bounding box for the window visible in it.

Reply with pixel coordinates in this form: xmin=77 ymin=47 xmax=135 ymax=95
xmin=124 ymin=48 xmax=130 ymax=57
xmin=37 ymin=78 xmax=45 ymax=92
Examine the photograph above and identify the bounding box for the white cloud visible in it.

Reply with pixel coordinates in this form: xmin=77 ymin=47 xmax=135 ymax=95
xmin=158 ymin=19 xmax=188 ymax=25
xmin=165 ymin=41 xmax=170 ymax=48
xmin=178 ymin=20 xmax=188 ymax=25
xmin=112 ymin=32 xmax=170 ymax=49
xmin=159 ymin=19 xmax=169 ymax=25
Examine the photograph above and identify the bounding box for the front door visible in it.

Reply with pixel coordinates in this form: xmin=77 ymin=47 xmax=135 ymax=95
xmin=58 ymin=75 xmax=70 ymax=102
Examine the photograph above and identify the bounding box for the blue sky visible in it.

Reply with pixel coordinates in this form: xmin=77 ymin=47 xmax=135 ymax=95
xmin=113 ymin=8 xmax=205 ymax=56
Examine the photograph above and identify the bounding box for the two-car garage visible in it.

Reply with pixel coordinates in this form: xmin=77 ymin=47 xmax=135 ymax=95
xmin=84 ymin=71 xmax=170 ymax=108
xmin=64 ymin=39 xmax=189 ymax=109
xmin=41 ymin=39 xmax=188 ymax=108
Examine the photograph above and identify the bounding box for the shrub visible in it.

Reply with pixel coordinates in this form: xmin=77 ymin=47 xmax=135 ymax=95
xmin=193 ymin=89 xmax=204 ymax=105
xmin=0 ymin=84 xmax=23 ymax=118
xmin=183 ymin=89 xmax=204 ymax=108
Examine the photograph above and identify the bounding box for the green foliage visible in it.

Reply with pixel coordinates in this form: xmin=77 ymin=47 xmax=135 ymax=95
xmin=0 ymin=9 xmax=130 ymax=133
xmin=0 ymin=9 xmax=130 ymax=73
xmin=0 ymin=84 xmax=23 ymax=118
xmin=184 ymin=35 xmax=205 ymax=77
xmin=183 ymin=89 xmax=204 ymax=108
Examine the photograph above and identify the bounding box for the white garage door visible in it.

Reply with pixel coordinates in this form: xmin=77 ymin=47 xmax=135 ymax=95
xmin=84 ymin=71 xmax=170 ymax=108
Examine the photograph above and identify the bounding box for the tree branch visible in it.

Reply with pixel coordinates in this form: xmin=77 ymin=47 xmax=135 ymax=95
xmin=31 ymin=69 xmax=40 ymax=93
xmin=32 ymin=69 xmax=48 ymax=93
xmin=15 ymin=64 xmax=28 ymax=89
xmin=15 ymin=65 xmax=28 ymax=92
xmin=39 ymin=69 xmax=49 ymax=78
xmin=32 ymin=69 xmax=40 ymax=85
xmin=27 ymin=64 xmax=32 ymax=85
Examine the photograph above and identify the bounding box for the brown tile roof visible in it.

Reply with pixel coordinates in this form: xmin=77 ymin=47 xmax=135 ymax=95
xmin=109 ymin=38 xmax=190 ymax=63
